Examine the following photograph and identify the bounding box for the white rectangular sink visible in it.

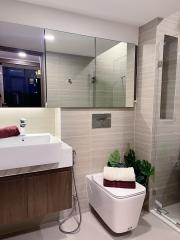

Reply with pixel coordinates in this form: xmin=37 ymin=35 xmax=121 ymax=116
xmin=0 ymin=133 xmax=72 ymax=170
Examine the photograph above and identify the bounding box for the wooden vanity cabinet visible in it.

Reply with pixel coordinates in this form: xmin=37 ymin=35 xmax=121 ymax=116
xmin=0 ymin=168 xmax=72 ymax=226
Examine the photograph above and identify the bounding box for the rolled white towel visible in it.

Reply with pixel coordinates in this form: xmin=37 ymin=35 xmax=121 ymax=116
xmin=103 ymin=166 xmax=135 ymax=182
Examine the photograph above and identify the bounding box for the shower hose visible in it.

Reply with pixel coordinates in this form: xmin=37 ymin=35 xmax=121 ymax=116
xmin=59 ymin=150 xmax=82 ymax=234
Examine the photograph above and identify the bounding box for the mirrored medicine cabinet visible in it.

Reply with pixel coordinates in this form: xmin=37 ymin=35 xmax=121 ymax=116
xmin=45 ymin=29 xmax=136 ymax=108
xmin=0 ymin=21 xmax=136 ymax=108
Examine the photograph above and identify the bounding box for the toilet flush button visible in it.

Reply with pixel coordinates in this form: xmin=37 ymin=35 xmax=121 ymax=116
xmin=92 ymin=113 xmax=111 ymax=129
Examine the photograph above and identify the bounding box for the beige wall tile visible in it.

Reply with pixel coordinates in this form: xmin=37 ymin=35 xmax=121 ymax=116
xmin=61 ymin=109 xmax=134 ymax=211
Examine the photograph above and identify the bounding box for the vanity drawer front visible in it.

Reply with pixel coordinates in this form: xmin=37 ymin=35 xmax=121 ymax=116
xmin=27 ymin=168 xmax=72 ymax=218
xmin=0 ymin=168 xmax=72 ymax=225
xmin=0 ymin=177 xmax=28 ymax=225
xmin=27 ymin=174 xmax=48 ymax=218
xmin=47 ymin=170 xmax=72 ymax=213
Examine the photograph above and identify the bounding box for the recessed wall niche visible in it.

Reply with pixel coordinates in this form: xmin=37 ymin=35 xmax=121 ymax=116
xmin=160 ymin=35 xmax=178 ymax=119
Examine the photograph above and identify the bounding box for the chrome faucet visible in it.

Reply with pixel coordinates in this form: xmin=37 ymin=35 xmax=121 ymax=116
xmin=20 ymin=118 xmax=27 ymax=138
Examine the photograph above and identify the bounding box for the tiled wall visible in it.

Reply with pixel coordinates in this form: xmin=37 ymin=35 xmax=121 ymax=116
xmin=60 ymin=19 xmax=163 ymax=212
xmin=95 ymin=43 xmax=127 ymax=107
xmin=96 ymin=42 xmax=135 ymax=108
xmin=46 ymin=45 xmax=135 ymax=108
xmin=61 ymin=109 xmax=134 ymax=211
xmin=60 ymin=14 xmax=180 ymax=213
xmin=45 ymin=42 xmax=136 ymax=213
xmin=135 ymin=13 xmax=180 ymax=208
xmin=46 ymin=52 xmax=94 ymax=107
xmin=0 ymin=108 xmax=59 ymax=136
xmin=134 ymin=18 xmax=161 ymax=162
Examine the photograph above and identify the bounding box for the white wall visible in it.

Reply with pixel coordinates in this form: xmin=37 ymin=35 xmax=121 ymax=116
xmin=0 ymin=0 xmax=138 ymax=44
xmin=61 ymin=109 xmax=135 ymax=211
xmin=0 ymin=108 xmax=58 ymax=135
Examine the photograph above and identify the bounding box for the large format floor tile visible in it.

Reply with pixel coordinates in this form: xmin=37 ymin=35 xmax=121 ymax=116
xmin=5 ymin=211 xmax=180 ymax=240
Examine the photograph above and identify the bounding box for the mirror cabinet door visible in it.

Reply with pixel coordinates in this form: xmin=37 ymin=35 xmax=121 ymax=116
xmin=45 ymin=29 xmax=96 ymax=108
xmin=45 ymin=30 xmax=136 ymax=108
xmin=95 ymin=38 xmax=135 ymax=107
xmin=0 ymin=22 xmax=45 ymax=107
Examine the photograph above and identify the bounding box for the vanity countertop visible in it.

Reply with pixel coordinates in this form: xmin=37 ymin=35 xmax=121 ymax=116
xmin=0 ymin=162 xmax=72 ymax=178
xmin=0 ymin=134 xmax=73 ymax=177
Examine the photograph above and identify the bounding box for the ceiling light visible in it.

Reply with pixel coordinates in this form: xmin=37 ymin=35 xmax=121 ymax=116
xmin=18 ymin=52 xmax=27 ymax=58
xmin=44 ymin=34 xmax=55 ymax=41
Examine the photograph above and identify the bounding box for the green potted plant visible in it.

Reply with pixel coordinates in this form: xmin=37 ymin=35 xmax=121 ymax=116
xmin=107 ymin=150 xmax=126 ymax=168
xmin=124 ymin=148 xmax=155 ymax=210
xmin=107 ymin=148 xmax=155 ymax=189
xmin=124 ymin=149 xmax=155 ymax=189
xmin=107 ymin=148 xmax=155 ymax=210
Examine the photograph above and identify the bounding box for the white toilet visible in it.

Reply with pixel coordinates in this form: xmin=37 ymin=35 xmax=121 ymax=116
xmin=86 ymin=173 xmax=146 ymax=233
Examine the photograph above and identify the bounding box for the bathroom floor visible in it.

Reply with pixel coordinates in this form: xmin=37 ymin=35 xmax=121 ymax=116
xmin=4 ymin=211 xmax=180 ymax=240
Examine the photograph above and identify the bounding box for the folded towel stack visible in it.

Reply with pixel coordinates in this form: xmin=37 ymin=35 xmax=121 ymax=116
xmin=0 ymin=126 xmax=20 ymax=139
xmin=103 ymin=166 xmax=136 ymax=189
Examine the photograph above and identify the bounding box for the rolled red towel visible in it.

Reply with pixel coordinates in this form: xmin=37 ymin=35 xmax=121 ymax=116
xmin=0 ymin=126 xmax=20 ymax=139
xmin=103 ymin=179 xmax=136 ymax=189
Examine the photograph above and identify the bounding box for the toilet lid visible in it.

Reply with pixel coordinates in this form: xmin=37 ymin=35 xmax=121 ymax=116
xmin=92 ymin=173 xmax=146 ymax=199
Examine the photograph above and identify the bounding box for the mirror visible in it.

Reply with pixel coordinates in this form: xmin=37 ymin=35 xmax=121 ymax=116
xmin=0 ymin=22 xmax=45 ymax=107
xmin=95 ymin=38 xmax=135 ymax=107
xmin=0 ymin=22 xmax=136 ymax=108
xmin=46 ymin=30 xmax=136 ymax=108
xmin=45 ymin=29 xmax=95 ymax=107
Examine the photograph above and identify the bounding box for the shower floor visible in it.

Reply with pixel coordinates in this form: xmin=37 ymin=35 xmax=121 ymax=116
xmin=151 ymin=202 xmax=180 ymax=233
xmin=165 ymin=202 xmax=180 ymax=223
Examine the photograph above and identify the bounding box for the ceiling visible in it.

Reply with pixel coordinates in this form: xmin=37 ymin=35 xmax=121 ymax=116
xmin=0 ymin=22 xmax=44 ymax=52
xmin=45 ymin=29 xmax=119 ymax=57
xmin=46 ymin=29 xmax=95 ymax=57
xmin=16 ymin=0 xmax=180 ymax=26
xmin=0 ymin=21 xmax=120 ymax=58
xmin=0 ymin=51 xmax=40 ymax=63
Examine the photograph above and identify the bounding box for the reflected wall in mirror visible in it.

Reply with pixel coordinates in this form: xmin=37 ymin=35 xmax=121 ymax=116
xmin=45 ymin=29 xmax=95 ymax=107
xmin=0 ymin=22 xmax=45 ymax=107
xmin=95 ymin=39 xmax=135 ymax=107
xmin=45 ymin=30 xmax=136 ymax=108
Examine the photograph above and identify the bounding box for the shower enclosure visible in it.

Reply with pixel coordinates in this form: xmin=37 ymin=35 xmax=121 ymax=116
xmin=151 ymin=13 xmax=180 ymax=232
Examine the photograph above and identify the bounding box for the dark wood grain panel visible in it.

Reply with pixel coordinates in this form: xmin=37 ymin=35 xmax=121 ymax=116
xmin=47 ymin=169 xmax=72 ymax=213
xmin=27 ymin=174 xmax=48 ymax=218
xmin=0 ymin=177 xmax=28 ymax=225
xmin=0 ymin=167 xmax=72 ymax=232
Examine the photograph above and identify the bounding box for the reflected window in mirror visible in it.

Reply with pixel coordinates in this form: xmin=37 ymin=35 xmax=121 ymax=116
xmin=0 ymin=22 xmax=45 ymax=107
